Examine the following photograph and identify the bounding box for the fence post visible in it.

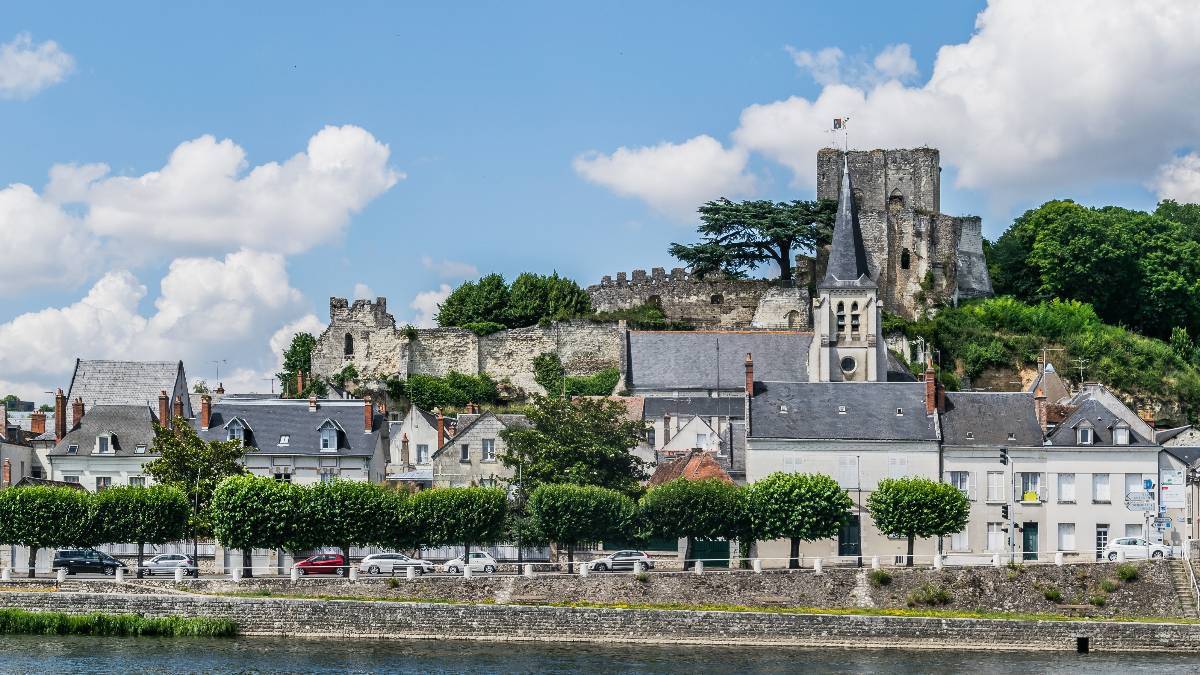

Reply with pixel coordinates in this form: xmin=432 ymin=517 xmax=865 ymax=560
xmin=992 ymin=553 xmax=1001 ymax=568
xmin=231 ymin=567 xmax=242 ymax=582
xmin=56 ymin=568 xmax=66 ymax=583
xmin=871 ymin=556 xmax=880 ymax=570
xmin=1055 ymin=551 xmax=1064 ymax=566
xmin=694 ymin=560 xmax=704 ymax=576
xmin=579 ymin=562 xmax=589 ymax=577
xmin=291 ymin=567 xmax=300 ymax=582
xmin=933 ymin=554 xmax=943 ymax=570
xmin=752 ymin=559 xmax=763 ymax=574
xmin=523 ymin=564 xmax=535 ymax=578
xmin=814 ymin=558 xmax=823 ymax=575
xmin=174 ymin=566 xmax=185 ymax=582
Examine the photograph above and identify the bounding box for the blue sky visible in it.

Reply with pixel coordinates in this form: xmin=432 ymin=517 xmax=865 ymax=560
xmin=2 ymin=1 xmax=1197 ymax=400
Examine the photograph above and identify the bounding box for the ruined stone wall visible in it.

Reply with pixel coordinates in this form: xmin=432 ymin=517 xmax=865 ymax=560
xmin=586 ymin=268 xmax=781 ymax=328
xmin=407 ymin=329 xmax=478 ymax=378
xmin=479 ymin=321 xmax=624 ymax=394
xmin=311 ymin=298 xmax=406 ymax=379
xmin=955 ymin=216 xmax=994 ymax=299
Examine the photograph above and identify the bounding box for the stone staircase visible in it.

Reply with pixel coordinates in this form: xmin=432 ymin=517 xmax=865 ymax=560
xmin=1169 ymin=559 xmax=1198 ymax=618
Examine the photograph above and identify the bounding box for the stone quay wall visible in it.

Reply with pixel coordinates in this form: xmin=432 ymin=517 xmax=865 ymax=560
xmin=2 ymin=590 xmax=1200 ymax=651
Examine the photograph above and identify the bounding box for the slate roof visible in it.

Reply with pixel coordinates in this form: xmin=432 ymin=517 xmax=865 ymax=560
xmin=941 ymin=392 xmax=1044 ymax=446
xmin=628 ymin=331 xmax=811 ymax=390
xmin=1045 ymin=398 xmax=1154 ymax=447
xmin=195 ymin=399 xmax=384 ymax=456
xmin=643 ymin=396 xmax=744 ymax=420
xmin=820 ymin=153 xmax=875 ymax=290
xmin=749 ymin=382 xmax=937 ymax=441
xmin=67 ymin=359 xmax=191 ymax=415
xmin=1157 ymin=426 xmax=1193 ymax=444
xmin=885 ymin=350 xmax=917 ymax=382
xmin=432 ymin=412 xmax=529 ymax=456
xmin=1026 ymin=363 xmax=1071 ymax=404
xmin=48 ymin=405 xmax=159 ymax=456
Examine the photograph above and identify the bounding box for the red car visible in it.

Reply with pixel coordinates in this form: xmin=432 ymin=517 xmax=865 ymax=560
xmin=293 ymin=553 xmax=347 ymax=575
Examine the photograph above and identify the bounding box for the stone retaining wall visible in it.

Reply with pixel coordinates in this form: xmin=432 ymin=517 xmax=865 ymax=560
xmin=1 ymin=590 xmax=1199 ymax=651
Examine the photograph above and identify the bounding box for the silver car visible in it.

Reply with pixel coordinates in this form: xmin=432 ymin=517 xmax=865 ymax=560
xmin=359 ymin=552 xmax=435 ymax=575
xmin=141 ymin=553 xmax=199 ymax=576
xmin=1103 ymin=537 xmax=1171 ymax=560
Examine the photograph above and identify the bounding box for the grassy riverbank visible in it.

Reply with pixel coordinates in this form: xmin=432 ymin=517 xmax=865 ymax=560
xmin=0 ymin=608 xmax=237 ymax=637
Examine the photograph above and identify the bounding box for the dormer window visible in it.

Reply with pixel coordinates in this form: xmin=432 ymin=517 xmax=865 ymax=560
xmin=1077 ymin=427 xmax=1093 ymax=445
xmin=1114 ymin=426 xmax=1129 ymax=445
xmin=66 ymin=444 xmax=79 ymax=455
xmin=319 ymin=421 xmax=338 ymax=451
xmin=896 ymin=408 xmax=904 ymax=416
xmin=1007 ymin=432 xmax=1016 ymax=441
xmin=779 ymin=404 xmax=789 ymax=414
xmin=279 ymin=434 xmax=290 ymax=446
xmin=227 ymin=421 xmax=245 ymax=445
xmin=135 ymin=444 xmax=147 ymax=454
xmin=96 ymin=434 xmax=113 ymax=455
xmin=965 ymin=432 xmax=974 ymax=440
xmin=837 ymin=405 xmax=847 ymax=414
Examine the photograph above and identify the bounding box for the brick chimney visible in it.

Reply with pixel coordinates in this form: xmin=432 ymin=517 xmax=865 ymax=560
xmin=71 ymin=397 xmax=84 ymax=429
xmin=54 ymin=388 xmax=66 ymax=442
xmin=215 ymin=382 xmax=225 ymax=395
xmin=30 ymin=410 xmax=46 ymax=436
xmin=158 ymin=390 xmax=169 ymax=427
xmin=662 ymin=414 xmax=672 ymax=446
xmin=400 ymin=432 xmax=411 ymax=466
xmin=308 ymin=395 xmax=318 ymax=413
xmin=363 ymin=396 xmax=374 ymax=433
xmin=435 ymin=407 xmax=445 ymax=449
xmin=1 ymin=458 xmax=10 ymax=488
xmin=173 ymin=395 xmax=184 ymax=420
xmin=0 ymin=402 xmax=7 ymax=442
xmin=744 ymin=353 xmax=754 ymax=395
xmin=1034 ymin=386 xmax=1047 ymax=432
xmin=924 ymin=364 xmax=937 ymax=415
xmin=296 ymin=371 xmax=305 ymax=398
xmin=200 ymin=394 xmax=212 ymax=430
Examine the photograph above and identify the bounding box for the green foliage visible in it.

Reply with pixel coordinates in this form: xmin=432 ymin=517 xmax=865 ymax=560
xmin=590 ymin=304 xmax=695 ymax=331
xmin=640 ymin=478 xmax=750 ymax=545
xmin=1 ymin=394 xmax=19 ymax=406
xmin=0 ymin=486 xmax=92 ymax=575
xmin=143 ymin=419 xmax=247 ymax=540
xmin=528 ymin=483 xmax=635 ymax=550
xmin=747 ymin=473 xmax=851 ymax=568
xmin=192 ymin=380 xmax=210 ymax=394
xmin=0 ymin=608 xmax=237 ymax=637
xmin=907 ymin=584 xmax=952 ymax=607
xmin=532 ymin=353 xmax=620 ymax=397
xmin=461 ymin=321 xmax=508 ymax=336
xmin=437 ymin=272 xmax=591 ymax=329
xmin=867 ymin=569 xmax=892 ymax=587
xmin=1043 ymin=587 xmax=1063 ymax=603
xmin=393 ymin=371 xmax=503 ymax=411
xmin=1116 ymin=563 xmax=1139 ymax=582
xmin=38 ymin=404 xmax=53 ymax=412
xmin=89 ymin=485 xmax=190 ymax=548
xmin=867 ymin=477 xmax=969 ymax=566
xmin=1100 ymin=578 xmax=1119 ymax=593
xmin=276 ymin=332 xmax=318 ymax=398
xmin=210 ymin=475 xmax=304 ymax=555
xmin=407 ymin=487 xmax=508 ymax=548
xmin=669 ymin=198 xmax=837 ymax=280
xmin=293 ymin=480 xmax=393 ymax=554
xmin=330 ymin=363 xmax=359 ymax=390
xmin=500 ymin=395 xmax=648 ymax=497
xmin=402 ymin=324 xmax=419 ymax=340
xmin=1089 ymin=594 xmax=1107 ymax=607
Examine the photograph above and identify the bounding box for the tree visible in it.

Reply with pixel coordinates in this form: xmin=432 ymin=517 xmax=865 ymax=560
xmin=407 ymin=487 xmax=507 ymax=560
xmin=640 ymin=478 xmax=749 ymax=568
xmin=500 ymin=395 xmax=648 ymax=498
xmin=276 ymin=332 xmax=320 ymax=398
xmin=295 ymin=480 xmax=392 ymax=574
xmin=2 ymin=394 xmax=19 ymax=407
xmin=747 ymin=472 xmax=851 ymax=569
xmin=210 ymin=475 xmax=304 ymax=577
xmin=0 ymin=486 xmax=91 ymax=577
xmin=507 ymin=272 xmax=592 ymax=327
xmin=867 ymin=477 xmax=970 ymax=567
xmin=192 ymin=380 xmax=210 ymax=394
xmin=37 ymin=404 xmax=53 ymax=412
xmin=436 ymin=273 xmax=511 ymax=328
xmin=143 ymin=419 xmax=247 ymax=567
xmin=669 ymin=198 xmax=837 ymax=281
xmin=91 ymin=485 xmax=190 ymax=577
xmin=528 ymin=483 xmax=633 ymax=573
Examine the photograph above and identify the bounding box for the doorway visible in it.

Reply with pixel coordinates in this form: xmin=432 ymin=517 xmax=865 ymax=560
xmin=1095 ymin=524 xmax=1109 ymax=561
xmin=838 ymin=515 xmax=862 ymax=557
xmin=1022 ymin=522 xmax=1039 ymax=561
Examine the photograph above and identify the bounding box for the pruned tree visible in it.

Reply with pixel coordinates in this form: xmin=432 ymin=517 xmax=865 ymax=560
xmin=640 ymin=478 xmax=749 ymax=568
xmin=210 ymin=475 xmax=303 ymax=577
xmin=0 ymin=486 xmax=91 ymax=577
xmin=90 ymin=485 xmax=191 ymax=577
xmin=528 ymin=483 xmax=634 ymax=572
xmin=294 ymin=479 xmax=392 ymax=574
xmin=407 ymin=487 xmax=507 ymax=560
xmin=669 ymin=198 xmax=837 ymax=281
xmin=867 ymin=477 xmax=970 ymax=567
xmin=747 ymin=472 xmax=851 ymax=569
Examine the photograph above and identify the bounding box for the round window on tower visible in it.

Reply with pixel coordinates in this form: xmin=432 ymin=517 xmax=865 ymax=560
xmin=840 ymin=356 xmax=857 ymax=374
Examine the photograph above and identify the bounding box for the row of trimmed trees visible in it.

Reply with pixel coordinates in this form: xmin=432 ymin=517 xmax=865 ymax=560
xmin=0 ymin=485 xmax=190 ymax=577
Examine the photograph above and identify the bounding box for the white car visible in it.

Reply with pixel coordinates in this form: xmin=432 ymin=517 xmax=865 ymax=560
xmin=358 ymin=553 xmax=435 ymax=575
xmin=1103 ymin=537 xmax=1171 ymax=561
xmin=442 ymin=551 xmax=498 ymax=574
xmin=141 ymin=553 xmax=199 ymax=576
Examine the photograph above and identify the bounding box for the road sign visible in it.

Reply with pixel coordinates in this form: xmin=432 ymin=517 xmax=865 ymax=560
xmin=1125 ymin=491 xmax=1155 ymax=512
xmin=1153 ymin=517 xmax=1172 ymax=529
xmin=1161 ymin=470 xmax=1187 ymax=508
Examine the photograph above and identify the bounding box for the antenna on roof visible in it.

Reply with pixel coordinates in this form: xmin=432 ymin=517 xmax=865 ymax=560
xmin=209 ymin=359 xmax=228 ymax=383
xmin=1072 ymin=357 xmax=1088 ymax=382
xmin=263 ymin=376 xmax=275 ymax=395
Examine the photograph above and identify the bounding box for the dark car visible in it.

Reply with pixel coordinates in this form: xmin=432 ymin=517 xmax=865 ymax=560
xmin=293 ymin=553 xmax=347 ymax=576
xmin=53 ymin=548 xmax=127 ymax=575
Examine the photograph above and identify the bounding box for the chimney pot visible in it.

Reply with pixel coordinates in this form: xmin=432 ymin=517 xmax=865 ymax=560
xmin=71 ymin=397 xmax=85 ymax=430
xmin=363 ymin=396 xmax=374 ymax=433
xmin=158 ymin=390 xmax=169 ymax=428
xmin=435 ymin=408 xmax=445 ymax=449
xmin=200 ymin=394 xmax=212 ymax=430
xmin=308 ymin=395 xmax=318 ymax=412
xmin=215 ymin=382 xmax=225 ymax=395
xmin=744 ymin=353 xmax=754 ymax=396
xmin=54 ymin=388 xmax=66 ymax=442
xmin=30 ymin=410 xmax=46 ymax=435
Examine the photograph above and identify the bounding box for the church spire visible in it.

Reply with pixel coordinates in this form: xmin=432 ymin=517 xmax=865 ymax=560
xmin=820 ymin=153 xmax=875 ymax=289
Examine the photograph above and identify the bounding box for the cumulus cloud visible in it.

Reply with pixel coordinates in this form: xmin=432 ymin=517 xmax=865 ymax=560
xmin=1152 ymin=152 xmax=1200 ymax=203
xmin=0 ymin=32 xmax=73 ymax=99
xmin=582 ymin=1 xmax=1200 ymax=212
xmin=421 ymin=256 xmax=478 ymax=280
xmin=0 ymin=183 xmax=99 ymax=290
xmin=410 ymin=284 xmax=452 ymax=328
xmin=785 ymin=43 xmax=917 ymax=88
xmin=352 ymin=282 xmax=376 ymax=300
xmin=573 ymin=135 xmax=755 ymax=220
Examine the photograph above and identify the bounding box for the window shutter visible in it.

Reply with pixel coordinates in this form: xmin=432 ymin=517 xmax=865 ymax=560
xmin=968 ymin=471 xmax=976 ymax=501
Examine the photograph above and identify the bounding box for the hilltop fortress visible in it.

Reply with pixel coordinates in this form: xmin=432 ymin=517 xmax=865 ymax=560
xmin=311 ymin=148 xmax=992 ymax=390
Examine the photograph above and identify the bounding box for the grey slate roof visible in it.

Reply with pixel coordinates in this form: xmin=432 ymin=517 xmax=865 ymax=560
xmin=749 ymin=382 xmax=937 ymax=441
xmin=643 ymin=397 xmax=744 ymax=420
xmin=941 ymin=392 xmax=1044 ymax=446
xmin=820 ymin=153 xmax=876 ymax=290
xmin=1163 ymin=446 xmax=1200 ymax=467
xmin=629 ymin=331 xmax=811 ymax=390
xmin=1045 ymin=398 xmax=1153 ymax=447
xmin=195 ymin=399 xmax=383 ymax=456
xmin=1157 ymin=426 xmax=1192 ymax=444
xmin=48 ymin=405 xmax=158 ymax=456
xmin=67 ymin=359 xmax=192 ymax=416
xmin=432 ymin=411 xmax=529 ymax=457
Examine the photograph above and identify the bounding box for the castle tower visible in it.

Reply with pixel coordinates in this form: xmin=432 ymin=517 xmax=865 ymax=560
xmin=809 ymin=153 xmax=885 ymax=382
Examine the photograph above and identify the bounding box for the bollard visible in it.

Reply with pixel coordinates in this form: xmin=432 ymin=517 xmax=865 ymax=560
xmin=814 ymin=558 xmax=823 ymax=575
xmin=231 ymin=567 xmax=242 ymax=582
xmin=57 ymin=568 xmax=67 ymax=583
xmin=635 ymin=561 xmax=646 ymax=574
xmin=464 ymin=565 xmax=473 ymax=579
xmin=1055 ymin=551 xmax=1064 ymax=566
xmin=291 ymin=567 xmax=300 ymax=582
xmin=174 ymin=566 xmax=185 ymax=582
xmin=694 ymin=560 xmax=704 ymax=576
xmin=115 ymin=567 xmax=124 ymax=582
xmin=1 ymin=568 xmax=9 ymax=581
xmin=349 ymin=566 xmax=358 ymax=581
xmin=1117 ymin=550 xmax=1126 ymax=563
xmin=579 ymin=562 xmax=589 ymax=577
xmin=871 ymin=556 xmax=880 ymax=570
xmin=407 ymin=565 xmax=417 ymax=580
xmin=523 ymin=564 xmax=535 ymax=578
xmin=752 ymin=558 xmax=762 ymax=574
xmin=933 ymin=554 xmax=943 ymax=570
xmin=992 ymin=553 xmax=1001 ymax=568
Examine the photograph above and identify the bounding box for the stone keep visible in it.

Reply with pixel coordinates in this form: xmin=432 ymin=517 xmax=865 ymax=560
xmin=816 ymin=148 xmax=992 ymax=319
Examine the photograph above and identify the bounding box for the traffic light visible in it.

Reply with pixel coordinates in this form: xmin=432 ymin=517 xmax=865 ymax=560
xmin=999 ymin=448 xmax=1009 ymax=465
xmin=1001 ymin=504 xmax=1010 ymax=520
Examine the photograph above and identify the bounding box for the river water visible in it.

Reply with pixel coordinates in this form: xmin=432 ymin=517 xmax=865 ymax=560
xmin=2 ymin=635 xmax=1199 ymax=673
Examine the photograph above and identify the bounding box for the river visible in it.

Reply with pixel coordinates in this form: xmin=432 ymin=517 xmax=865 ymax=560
xmin=1 ymin=635 xmax=1198 ymax=673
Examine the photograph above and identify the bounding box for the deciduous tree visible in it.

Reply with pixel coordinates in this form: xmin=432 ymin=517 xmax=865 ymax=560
xmin=406 ymin=487 xmax=507 ymax=561
xmin=210 ymin=475 xmax=303 ymax=577
xmin=0 ymin=486 xmax=91 ymax=577
xmin=867 ymin=477 xmax=970 ymax=567
xmin=90 ymin=485 xmax=191 ymax=577
xmin=747 ymin=472 xmax=851 ymax=569
xmin=295 ymin=479 xmax=392 ymax=574
xmin=528 ymin=483 xmax=634 ymax=572
xmin=640 ymin=478 xmax=749 ymax=567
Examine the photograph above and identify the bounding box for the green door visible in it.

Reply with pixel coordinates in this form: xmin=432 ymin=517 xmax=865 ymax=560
xmin=1022 ymin=522 xmax=1039 ymax=561
xmin=692 ymin=539 xmax=730 ymax=568
xmin=838 ymin=515 xmax=862 ymax=557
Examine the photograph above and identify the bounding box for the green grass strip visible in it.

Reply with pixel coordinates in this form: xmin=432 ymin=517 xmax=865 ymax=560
xmin=0 ymin=608 xmax=237 ymax=637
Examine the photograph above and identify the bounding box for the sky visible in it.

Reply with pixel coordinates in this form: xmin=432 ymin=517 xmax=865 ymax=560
xmin=3 ymin=0 xmax=1200 ymax=404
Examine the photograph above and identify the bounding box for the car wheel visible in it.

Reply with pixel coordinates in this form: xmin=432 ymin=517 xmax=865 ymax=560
xmin=484 ymin=565 xmax=496 ymax=574
xmin=1107 ymin=552 xmax=1118 ymax=561
xmin=299 ymin=568 xmax=308 ymax=576
xmin=367 ymin=565 xmax=380 ymax=575
xmin=335 ymin=567 xmax=345 ymax=577
xmin=448 ymin=566 xmax=459 ymax=574
xmin=1153 ymin=550 xmax=1164 ymax=559
xmin=103 ymin=566 xmax=115 ymax=576
xmin=418 ymin=568 xmax=426 ymax=575
xmin=595 ymin=563 xmax=607 ymax=572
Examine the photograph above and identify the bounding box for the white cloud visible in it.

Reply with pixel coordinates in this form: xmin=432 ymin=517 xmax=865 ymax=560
xmin=785 ymin=46 xmax=845 ymax=87
xmin=872 ymin=44 xmax=918 ymax=81
xmin=409 ymin=284 xmax=452 ymax=328
xmin=0 ymin=183 xmax=99 ymax=290
xmin=573 ymin=135 xmax=755 ymax=220
xmin=0 ymin=32 xmax=73 ymax=99
xmin=785 ymin=43 xmax=917 ymax=89
xmin=421 ymin=256 xmax=478 ymax=280
xmin=352 ymin=282 xmax=375 ymax=300
xmin=1152 ymin=152 xmax=1200 ymax=203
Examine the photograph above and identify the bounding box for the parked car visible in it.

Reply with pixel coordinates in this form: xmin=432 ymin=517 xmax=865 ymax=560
xmin=1103 ymin=537 xmax=1171 ymax=560
xmin=293 ymin=553 xmax=347 ymax=575
xmin=141 ymin=553 xmax=199 ymax=576
xmin=587 ymin=550 xmax=655 ymax=572
xmin=53 ymin=548 xmax=127 ymax=576
xmin=359 ymin=553 xmax=435 ymax=575
xmin=442 ymin=551 xmax=498 ymax=574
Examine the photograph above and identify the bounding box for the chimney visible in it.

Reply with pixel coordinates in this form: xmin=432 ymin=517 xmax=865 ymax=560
xmin=296 ymin=370 xmax=305 ymax=398
xmin=71 ymin=398 xmax=84 ymax=429
xmin=30 ymin=411 xmax=46 ymax=435
xmin=173 ymin=395 xmax=184 ymax=420
xmin=308 ymin=395 xmax=318 ymax=413
xmin=363 ymin=396 xmax=374 ymax=433
xmin=744 ymin=353 xmax=754 ymax=395
xmin=215 ymin=382 xmax=225 ymax=395
xmin=435 ymin=407 xmax=445 ymax=449
xmin=1034 ymin=386 xmax=1047 ymax=432
xmin=1138 ymin=407 xmax=1157 ymax=430
xmin=401 ymin=432 xmax=411 ymax=466
xmin=54 ymin=388 xmax=66 ymax=442
xmin=924 ymin=363 xmax=937 ymax=415
xmin=200 ymin=394 xmax=212 ymax=430
xmin=158 ymin=390 xmax=169 ymax=427
xmin=0 ymin=403 xmax=6 ymax=441
xmin=1 ymin=458 xmax=10 ymax=488
xmin=662 ymin=414 xmax=672 ymax=446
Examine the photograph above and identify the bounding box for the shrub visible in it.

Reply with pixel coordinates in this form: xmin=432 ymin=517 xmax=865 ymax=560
xmin=1089 ymin=594 xmax=1107 ymax=607
xmin=1043 ymin=587 xmax=1063 ymax=603
xmin=867 ymin=569 xmax=893 ymax=587
xmin=1116 ymin=563 xmax=1139 ymax=582
xmin=1099 ymin=578 xmax=1119 ymax=593
xmin=0 ymin=609 xmax=236 ymax=637
xmin=386 ymin=578 xmax=400 ymax=589
xmin=532 ymin=352 xmax=620 ymax=397
xmin=462 ymin=321 xmax=507 ymax=336
xmin=635 ymin=572 xmax=650 ymax=584
xmin=906 ymin=583 xmax=952 ymax=607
